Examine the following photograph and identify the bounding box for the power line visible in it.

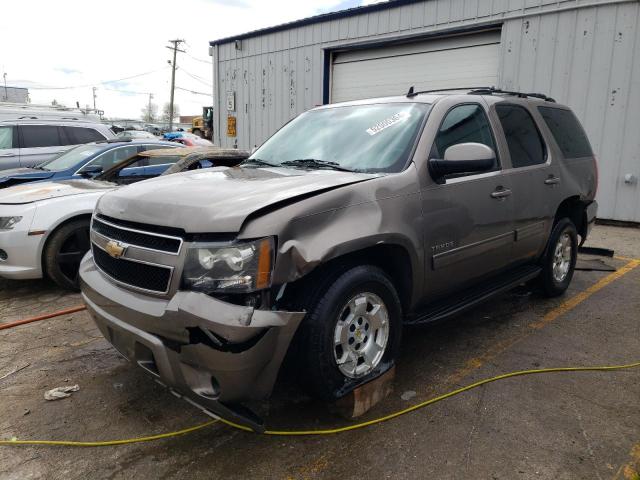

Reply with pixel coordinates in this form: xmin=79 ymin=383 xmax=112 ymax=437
xmin=182 ymin=41 xmax=212 ymax=64
xmin=102 ymin=87 xmax=152 ymax=96
xmin=179 ymin=68 xmax=212 ymax=87
xmin=184 ymin=51 xmax=212 ymax=64
xmin=25 ymin=67 xmax=169 ymax=90
xmin=175 ymin=86 xmax=211 ymax=96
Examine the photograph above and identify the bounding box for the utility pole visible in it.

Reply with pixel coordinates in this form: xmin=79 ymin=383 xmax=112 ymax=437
xmin=147 ymin=93 xmax=154 ymax=122
xmin=166 ymin=39 xmax=185 ymax=131
xmin=2 ymin=73 xmax=7 ymax=102
xmin=92 ymin=87 xmax=97 ymax=112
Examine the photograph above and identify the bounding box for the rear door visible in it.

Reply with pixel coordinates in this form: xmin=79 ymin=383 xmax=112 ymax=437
xmin=492 ymin=103 xmax=555 ymax=263
xmin=0 ymin=125 xmax=20 ymax=169
xmin=421 ymin=100 xmax=514 ymax=297
xmin=18 ymin=125 xmax=70 ymax=167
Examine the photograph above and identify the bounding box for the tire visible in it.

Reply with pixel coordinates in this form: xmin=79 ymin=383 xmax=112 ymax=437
xmin=297 ymin=265 xmax=402 ymax=401
xmin=539 ymin=218 xmax=578 ymax=297
xmin=43 ymin=219 xmax=91 ymax=290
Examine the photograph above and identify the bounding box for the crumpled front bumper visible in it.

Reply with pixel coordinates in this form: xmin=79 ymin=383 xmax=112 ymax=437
xmin=79 ymin=253 xmax=305 ymax=432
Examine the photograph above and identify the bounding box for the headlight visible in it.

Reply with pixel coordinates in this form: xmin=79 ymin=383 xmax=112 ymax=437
xmin=182 ymin=237 xmax=274 ymax=293
xmin=0 ymin=216 xmax=22 ymax=230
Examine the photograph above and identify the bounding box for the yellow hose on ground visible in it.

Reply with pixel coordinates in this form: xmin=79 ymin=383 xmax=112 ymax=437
xmin=2 ymin=360 xmax=639 ymax=445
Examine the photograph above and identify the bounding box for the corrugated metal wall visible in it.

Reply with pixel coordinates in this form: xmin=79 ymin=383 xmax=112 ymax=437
xmin=213 ymin=0 xmax=640 ymax=221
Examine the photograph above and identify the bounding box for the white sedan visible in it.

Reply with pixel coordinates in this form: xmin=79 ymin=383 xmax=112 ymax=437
xmin=0 ymin=147 xmax=248 ymax=289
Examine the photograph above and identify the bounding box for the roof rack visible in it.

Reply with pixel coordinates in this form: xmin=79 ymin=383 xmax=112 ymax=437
xmin=405 ymin=85 xmax=556 ymax=102
xmin=406 ymin=86 xmax=490 ymax=97
xmin=467 ymin=87 xmax=556 ymax=102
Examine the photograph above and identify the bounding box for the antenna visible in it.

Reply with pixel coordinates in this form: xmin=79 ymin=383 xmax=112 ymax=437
xmin=406 ymin=86 xmax=414 ymax=97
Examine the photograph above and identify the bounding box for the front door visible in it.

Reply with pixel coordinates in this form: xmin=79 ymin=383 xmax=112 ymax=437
xmin=0 ymin=125 xmax=20 ymax=169
xmin=421 ymin=102 xmax=514 ymax=298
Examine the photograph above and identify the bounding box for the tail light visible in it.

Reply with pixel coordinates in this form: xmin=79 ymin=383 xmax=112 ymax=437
xmin=593 ymin=155 xmax=599 ymax=195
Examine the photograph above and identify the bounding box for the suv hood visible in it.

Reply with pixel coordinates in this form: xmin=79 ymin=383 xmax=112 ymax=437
xmin=98 ymin=166 xmax=380 ymax=232
xmin=0 ymin=168 xmax=55 ymax=188
xmin=0 ymin=179 xmax=115 ymax=205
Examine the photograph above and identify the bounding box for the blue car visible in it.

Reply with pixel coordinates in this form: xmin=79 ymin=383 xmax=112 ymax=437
xmin=0 ymin=139 xmax=178 ymax=189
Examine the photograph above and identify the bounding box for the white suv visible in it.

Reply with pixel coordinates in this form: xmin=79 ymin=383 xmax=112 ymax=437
xmin=0 ymin=119 xmax=115 ymax=169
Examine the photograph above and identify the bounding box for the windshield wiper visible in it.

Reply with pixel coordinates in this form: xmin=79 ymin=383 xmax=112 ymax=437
xmin=280 ymin=158 xmax=354 ymax=172
xmin=241 ymin=158 xmax=279 ymax=168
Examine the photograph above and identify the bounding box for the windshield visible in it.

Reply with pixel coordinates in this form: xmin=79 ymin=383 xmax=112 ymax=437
xmin=249 ymin=103 xmax=430 ymax=173
xmin=39 ymin=144 xmax=104 ymax=171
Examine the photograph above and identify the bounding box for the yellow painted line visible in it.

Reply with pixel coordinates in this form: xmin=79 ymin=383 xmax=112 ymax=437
xmin=530 ymin=259 xmax=640 ymax=330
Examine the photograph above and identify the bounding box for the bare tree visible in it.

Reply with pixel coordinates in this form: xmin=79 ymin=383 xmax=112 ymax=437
xmin=161 ymin=102 xmax=180 ymax=123
xmin=141 ymin=102 xmax=158 ymax=122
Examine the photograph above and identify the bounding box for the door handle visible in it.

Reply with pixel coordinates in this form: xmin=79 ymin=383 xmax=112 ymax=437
xmin=544 ymin=176 xmax=561 ymax=185
xmin=491 ymin=188 xmax=512 ymax=199
xmin=0 ymin=153 xmax=15 ymax=157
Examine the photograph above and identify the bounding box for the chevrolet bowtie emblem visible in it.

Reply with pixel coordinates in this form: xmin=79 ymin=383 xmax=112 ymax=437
xmin=105 ymin=240 xmax=126 ymax=259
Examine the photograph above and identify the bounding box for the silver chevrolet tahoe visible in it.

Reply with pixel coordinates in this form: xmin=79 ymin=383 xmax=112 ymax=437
xmin=79 ymin=88 xmax=598 ymax=431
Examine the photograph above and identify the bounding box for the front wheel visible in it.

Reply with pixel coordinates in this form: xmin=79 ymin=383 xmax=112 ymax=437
xmin=539 ymin=218 xmax=578 ymax=297
xmin=43 ymin=219 xmax=91 ymax=290
xmin=297 ymin=265 xmax=402 ymax=401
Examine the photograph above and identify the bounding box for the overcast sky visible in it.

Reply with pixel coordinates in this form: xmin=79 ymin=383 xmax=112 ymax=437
xmin=0 ymin=0 xmax=377 ymax=120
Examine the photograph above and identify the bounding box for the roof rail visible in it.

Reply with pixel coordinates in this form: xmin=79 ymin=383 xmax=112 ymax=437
xmin=467 ymin=86 xmax=556 ymax=102
xmin=406 ymin=86 xmax=491 ymax=98
xmin=405 ymin=85 xmax=556 ymax=102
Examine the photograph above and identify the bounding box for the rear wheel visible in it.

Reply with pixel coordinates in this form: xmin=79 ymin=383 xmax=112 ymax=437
xmin=539 ymin=218 xmax=578 ymax=297
xmin=297 ymin=265 xmax=402 ymax=401
xmin=43 ymin=219 xmax=91 ymax=290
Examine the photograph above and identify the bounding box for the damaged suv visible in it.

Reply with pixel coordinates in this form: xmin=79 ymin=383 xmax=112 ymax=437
xmin=79 ymin=89 xmax=598 ymax=431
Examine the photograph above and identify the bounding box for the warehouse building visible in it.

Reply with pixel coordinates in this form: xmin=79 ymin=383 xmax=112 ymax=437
xmin=209 ymin=0 xmax=640 ymax=222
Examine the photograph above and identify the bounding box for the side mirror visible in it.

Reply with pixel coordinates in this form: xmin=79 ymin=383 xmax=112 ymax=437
xmin=428 ymin=142 xmax=495 ymax=183
xmin=78 ymin=164 xmax=103 ymax=177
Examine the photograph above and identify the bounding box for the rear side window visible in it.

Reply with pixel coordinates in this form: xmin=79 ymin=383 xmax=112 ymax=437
xmin=20 ymin=125 xmax=63 ymax=148
xmin=63 ymin=126 xmax=106 ymax=144
xmin=538 ymin=107 xmax=592 ymax=158
xmin=0 ymin=126 xmax=15 ymax=149
xmin=495 ymin=105 xmax=546 ymax=168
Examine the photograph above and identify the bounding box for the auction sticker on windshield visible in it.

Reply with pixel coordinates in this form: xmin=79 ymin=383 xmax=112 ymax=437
xmin=366 ymin=111 xmax=410 ymax=136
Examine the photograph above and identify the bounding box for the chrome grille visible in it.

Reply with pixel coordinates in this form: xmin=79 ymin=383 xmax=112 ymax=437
xmin=90 ymin=216 xmax=183 ymax=294
xmin=92 ymin=217 xmax=182 ymax=254
xmin=93 ymin=246 xmax=172 ymax=294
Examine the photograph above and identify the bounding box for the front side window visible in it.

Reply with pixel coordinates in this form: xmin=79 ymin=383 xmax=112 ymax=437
xmin=88 ymin=146 xmax=139 ymax=170
xmin=39 ymin=144 xmax=104 ymax=171
xmin=432 ymin=104 xmax=497 ymax=168
xmin=20 ymin=125 xmax=63 ymax=148
xmin=496 ymin=105 xmax=546 ymax=168
xmin=0 ymin=126 xmax=15 ymax=150
xmin=249 ymin=103 xmax=430 ymax=173
xmin=538 ymin=107 xmax=592 ymax=159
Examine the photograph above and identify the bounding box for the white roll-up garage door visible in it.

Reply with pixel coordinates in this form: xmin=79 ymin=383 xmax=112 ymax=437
xmin=331 ymin=30 xmax=501 ymax=103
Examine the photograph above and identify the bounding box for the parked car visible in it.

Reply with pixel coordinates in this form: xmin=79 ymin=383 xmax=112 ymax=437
xmin=0 ymin=139 xmax=177 ymax=189
xmin=115 ymin=130 xmax=157 ymax=140
xmin=0 ymin=147 xmax=248 ymax=289
xmin=0 ymin=119 xmax=115 ymax=169
xmin=79 ymin=89 xmax=598 ymax=431
xmin=169 ymin=136 xmax=213 ymax=146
